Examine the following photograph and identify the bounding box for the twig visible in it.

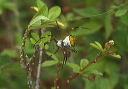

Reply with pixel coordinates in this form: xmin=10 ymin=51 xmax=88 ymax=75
xmin=20 ymin=29 xmax=35 ymax=89
xmin=59 ymin=52 xmax=103 ymax=88
xmin=35 ymin=47 xmax=43 ymax=89
xmin=20 ymin=29 xmax=30 ymax=69
xmin=35 ymin=28 xmax=45 ymax=89
xmin=54 ymin=62 xmax=61 ymax=89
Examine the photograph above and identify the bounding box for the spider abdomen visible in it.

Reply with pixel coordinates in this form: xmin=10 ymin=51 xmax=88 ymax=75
xmin=57 ymin=35 xmax=76 ymax=47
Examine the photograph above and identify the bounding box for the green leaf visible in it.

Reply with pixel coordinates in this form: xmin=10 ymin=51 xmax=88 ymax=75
xmin=48 ymin=6 xmax=61 ymax=19
xmin=71 ymin=22 xmax=103 ymax=36
xmin=83 ymin=63 xmax=97 ymax=73
xmin=73 ymin=7 xmax=101 ymax=17
xmin=66 ymin=62 xmax=80 ymax=73
xmin=46 ymin=51 xmax=58 ymax=61
xmin=1 ymin=49 xmax=18 ymax=58
xmin=90 ymin=42 xmax=101 ymax=51
xmin=41 ymin=31 xmax=51 ymax=37
xmin=37 ymin=0 xmax=45 ymax=9
xmin=28 ymin=22 xmax=54 ymax=30
xmin=2 ymin=63 xmax=26 ymax=77
xmin=110 ymin=54 xmax=121 ymax=59
xmin=0 ymin=55 xmax=13 ymax=69
xmin=115 ymin=8 xmax=127 ymax=17
xmin=30 ymin=38 xmax=36 ymax=44
xmin=95 ymin=41 xmax=103 ymax=50
xmin=44 ymin=44 xmax=49 ymax=50
xmin=40 ymin=31 xmax=51 ymax=43
xmin=86 ymin=70 xmax=103 ymax=76
xmin=33 ymin=5 xmax=48 ymax=18
xmin=29 ymin=15 xmax=49 ymax=27
xmin=42 ymin=60 xmax=58 ymax=67
xmin=39 ymin=44 xmax=49 ymax=50
xmin=80 ymin=59 xmax=89 ymax=68
xmin=31 ymin=32 xmax=39 ymax=41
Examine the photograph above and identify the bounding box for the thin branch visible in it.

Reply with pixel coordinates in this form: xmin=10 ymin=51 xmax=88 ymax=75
xmin=35 ymin=47 xmax=43 ymax=89
xmin=54 ymin=62 xmax=61 ymax=89
xmin=59 ymin=52 xmax=103 ymax=88
xmin=20 ymin=29 xmax=30 ymax=69
xmin=20 ymin=29 xmax=35 ymax=89
xmin=35 ymin=28 xmax=45 ymax=89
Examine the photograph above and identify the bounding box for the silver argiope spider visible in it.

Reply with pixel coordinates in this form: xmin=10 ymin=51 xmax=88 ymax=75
xmin=37 ymin=22 xmax=90 ymax=67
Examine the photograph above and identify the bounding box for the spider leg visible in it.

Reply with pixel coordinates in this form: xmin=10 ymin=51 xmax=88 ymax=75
xmin=61 ymin=56 xmax=67 ymax=68
xmin=34 ymin=35 xmax=58 ymax=46
xmin=47 ymin=46 xmax=59 ymax=60
xmin=61 ymin=49 xmax=68 ymax=68
xmin=40 ymin=46 xmax=59 ymax=63
xmin=65 ymin=47 xmax=77 ymax=53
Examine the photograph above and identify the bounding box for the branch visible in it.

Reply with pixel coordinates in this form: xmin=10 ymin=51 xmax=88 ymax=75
xmin=54 ymin=62 xmax=61 ymax=89
xmin=20 ymin=29 xmax=36 ymax=89
xmin=35 ymin=28 xmax=45 ymax=89
xmin=59 ymin=52 xmax=103 ymax=88
xmin=35 ymin=47 xmax=43 ymax=89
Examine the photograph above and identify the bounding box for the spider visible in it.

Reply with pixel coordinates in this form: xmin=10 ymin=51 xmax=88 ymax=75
xmin=36 ymin=22 xmax=90 ymax=67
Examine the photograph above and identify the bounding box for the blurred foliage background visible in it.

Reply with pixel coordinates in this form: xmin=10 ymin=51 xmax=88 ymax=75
xmin=0 ymin=0 xmax=128 ymax=89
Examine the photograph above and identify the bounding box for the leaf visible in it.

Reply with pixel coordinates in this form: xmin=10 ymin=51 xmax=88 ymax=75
xmin=39 ymin=44 xmax=49 ymax=50
xmin=1 ymin=49 xmax=18 ymax=58
xmin=42 ymin=60 xmax=58 ymax=67
xmin=0 ymin=55 xmax=14 ymax=69
xmin=110 ymin=54 xmax=121 ymax=59
xmin=48 ymin=6 xmax=61 ymax=19
xmin=31 ymin=32 xmax=39 ymax=41
xmin=66 ymin=62 xmax=80 ymax=73
xmin=44 ymin=44 xmax=49 ymax=50
xmin=80 ymin=59 xmax=89 ymax=68
xmin=28 ymin=22 xmax=54 ymax=30
xmin=40 ymin=31 xmax=51 ymax=43
xmin=73 ymin=7 xmax=101 ymax=17
xmin=83 ymin=62 xmax=97 ymax=73
xmin=29 ymin=15 xmax=49 ymax=27
xmin=37 ymin=0 xmax=45 ymax=9
xmin=41 ymin=31 xmax=51 ymax=37
xmin=30 ymin=38 xmax=36 ymax=44
xmin=86 ymin=70 xmax=103 ymax=76
xmin=33 ymin=5 xmax=48 ymax=18
xmin=2 ymin=63 xmax=26 ymax=77
xmin=90 ymin=42 xmax=101 ymax=51
xmin=115 ymin=8 xmax=127 ymax=17
xmin=71 ymin=21 xmax=103 ymax=36
xmin=95 ymin=41 xmax=103 ymax=50
xmin=46 ymin=51 xmax=58 ymax=61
